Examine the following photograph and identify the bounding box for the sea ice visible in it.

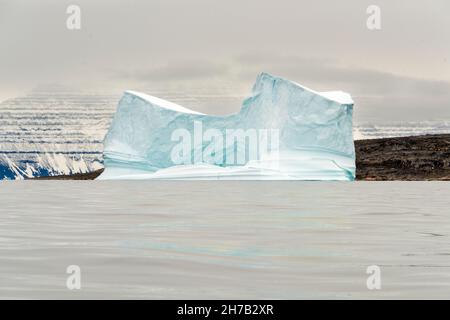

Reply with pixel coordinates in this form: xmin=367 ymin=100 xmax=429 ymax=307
xmin=98 ymin=73 xmax=355 ymax=180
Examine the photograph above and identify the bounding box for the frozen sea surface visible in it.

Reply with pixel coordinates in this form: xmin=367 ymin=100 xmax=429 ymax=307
xmin=0 ymin=181 xmax=449 ymax=299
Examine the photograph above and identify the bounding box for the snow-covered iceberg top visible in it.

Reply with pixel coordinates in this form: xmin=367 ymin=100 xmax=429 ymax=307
xmin=98 ymin=73 xmax=355 ymax=180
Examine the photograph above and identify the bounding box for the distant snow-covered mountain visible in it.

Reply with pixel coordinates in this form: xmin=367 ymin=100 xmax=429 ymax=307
xmin=0 ymin=91 xmax=117 ymax=179
xmin=353 ymin=121 xmax=450 ymax=140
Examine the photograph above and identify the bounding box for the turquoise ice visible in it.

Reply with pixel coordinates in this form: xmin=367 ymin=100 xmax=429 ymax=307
xmin=98 ymin=73 xmax=355 ymax=180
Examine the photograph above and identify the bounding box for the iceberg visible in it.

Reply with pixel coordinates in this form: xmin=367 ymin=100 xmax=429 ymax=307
xmin=98 ymin=73 xmax=355 ymax=180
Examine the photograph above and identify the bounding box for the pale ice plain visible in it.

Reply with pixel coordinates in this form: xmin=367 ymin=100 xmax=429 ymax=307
xmin=0 ymin=181 xmax=449 ymax=299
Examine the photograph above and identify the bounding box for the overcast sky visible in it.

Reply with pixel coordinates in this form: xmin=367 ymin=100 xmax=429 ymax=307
xmin=0 ymin=0 xmax=449 ymax=121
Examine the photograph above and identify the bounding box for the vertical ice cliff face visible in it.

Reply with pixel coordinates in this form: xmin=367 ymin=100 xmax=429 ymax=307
xmin=99 ymin=73 xmax=355 ymax=180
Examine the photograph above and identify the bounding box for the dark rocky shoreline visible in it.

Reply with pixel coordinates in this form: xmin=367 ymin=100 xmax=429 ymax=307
xmin=355 ymin=134 xmax=450 ymax=180
xmin=34 ymin=134 xmax=450 ymax=181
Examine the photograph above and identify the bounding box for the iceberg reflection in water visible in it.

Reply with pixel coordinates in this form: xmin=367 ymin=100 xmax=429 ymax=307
xmin=99 ymin=73 xmax=355 ymax=180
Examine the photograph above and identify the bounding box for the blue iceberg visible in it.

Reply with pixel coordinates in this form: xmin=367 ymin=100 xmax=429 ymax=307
xmin=98 ymin=73 xmax=355 ymax=180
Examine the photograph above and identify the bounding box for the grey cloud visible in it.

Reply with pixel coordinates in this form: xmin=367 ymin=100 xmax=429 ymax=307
xmin=0 ymin=0 xmax=449 ymax=121
xmin=115 ymin=60 xmax=232 ymax=82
